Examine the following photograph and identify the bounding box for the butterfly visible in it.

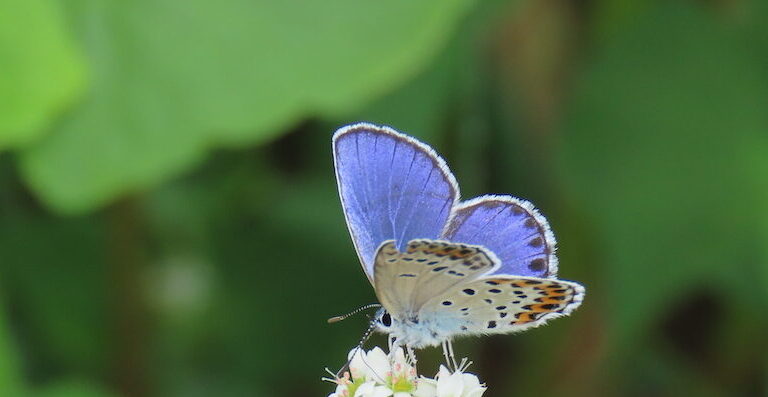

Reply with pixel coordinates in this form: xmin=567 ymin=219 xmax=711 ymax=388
xmin=332 ymin=122 xmax=584 ymax=351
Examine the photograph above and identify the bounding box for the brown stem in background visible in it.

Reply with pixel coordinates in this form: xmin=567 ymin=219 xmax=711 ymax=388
xmin=482 ymin=1 xmax=608 ymax=395
xmin=107 ymin=197 xmax=149 ymax=397
xmin=489 ymin=0 xmax=588 ymax=189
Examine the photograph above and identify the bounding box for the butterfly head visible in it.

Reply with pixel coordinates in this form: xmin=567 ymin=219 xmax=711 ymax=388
xmin=370 ymin=305 xmax=458 ymax=348
xmin=372 ymin=307 xmax=393 ymax=333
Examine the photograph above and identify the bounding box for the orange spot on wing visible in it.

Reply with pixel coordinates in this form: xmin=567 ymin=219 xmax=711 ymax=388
xmin=420 ymin=246 xmax=476 ymax=258
xmin=537 ymin=297 xmax=566 ymax=304
xmin=514 ymin=312 xmax=533 ymax=324
xmin=529 ymin=303 xmax=560 ymax=312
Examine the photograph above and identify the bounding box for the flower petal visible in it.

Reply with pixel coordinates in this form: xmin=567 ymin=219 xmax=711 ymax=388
xmin=372 ymin=385 xmax=395 ymax=397
xmin=459 ymin=373 xmax=485 ymax=397
xmin=365 ymin=347 xmax=392 ymax=382
xmin=333 ymin=385 xmax=350 ymax=397
xmin=354 ymin=381 xmax=376 ymax=397
xmin=413 ymin=378 xmax=437 ymax=397
xmin=463 ymin=388 xmax=486 ymax=397
xmin=349 ymin=349 xmax=368 ymax=381
xmin=436 ymin=371 xmax=464 ymax=397
xmin=393 ymin=348 xmax=408 ymax=366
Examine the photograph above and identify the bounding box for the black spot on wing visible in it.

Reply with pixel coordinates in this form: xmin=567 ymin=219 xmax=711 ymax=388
xmin=529 ymin=258 xmax=546 ymax=272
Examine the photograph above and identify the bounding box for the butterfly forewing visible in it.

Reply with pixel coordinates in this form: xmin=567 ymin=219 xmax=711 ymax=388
xmin=422 ymin=276 xmax=584 ymax=336
xmin=373 ymin=239 xmax=499 ymax=317
xmin=333 ymin=124 xmax=459 ymax=283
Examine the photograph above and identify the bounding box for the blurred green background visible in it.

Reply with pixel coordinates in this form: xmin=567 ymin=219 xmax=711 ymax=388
xmin=1 ymin=0 xmax=767 ymax=396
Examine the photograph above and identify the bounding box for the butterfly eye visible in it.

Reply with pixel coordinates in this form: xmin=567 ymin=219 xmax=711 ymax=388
xmin=380 ymin=312 xmax=392 ymax=327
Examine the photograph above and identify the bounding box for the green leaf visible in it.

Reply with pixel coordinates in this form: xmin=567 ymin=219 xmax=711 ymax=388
xmin=0 ymin=0 xmax=86 ymax=147
xmin=0 ymin=216 xmax=108 ymax=374
xmin=36 ymin=380 xmax=116 ymax=397
xmin=0 ymin=294 xmax=25 ymax=395
xmin=558 ymin=3 xmax=768 ymax=350
xmin=18 ymin=0 xmax=475 ymax=214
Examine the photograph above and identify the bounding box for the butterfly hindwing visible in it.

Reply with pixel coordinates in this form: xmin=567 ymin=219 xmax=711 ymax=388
xmin=443 ymin=195 xmax=557 ymax=278
xmin=333 ymin=124 xmax=459 ymax=283
xmin=422 ymin=276 xmax=584 ymax=336
xmin=373 ymin=239 xmax=500 ymax=317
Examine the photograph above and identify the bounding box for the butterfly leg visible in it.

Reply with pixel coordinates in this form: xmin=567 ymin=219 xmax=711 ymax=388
xmin=446 ymin=340 xmax=458 ymax=372
xmin=448 ymin=340 xmax=457 ymax=371
xmin=441 ymin=340 xmax=457 ymax=372
xmin=406 ymin=344 xmax=418 ymax=372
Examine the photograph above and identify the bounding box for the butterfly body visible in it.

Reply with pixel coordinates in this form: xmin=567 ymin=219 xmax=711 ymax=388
xmin=332 ymin=123 xmax=585 ymax=349
xmin=375 ymin=305 xmax=465 ymax=349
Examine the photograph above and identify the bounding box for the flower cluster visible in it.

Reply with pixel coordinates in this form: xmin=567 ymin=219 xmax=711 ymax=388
xmin=326 ymin=347 xmax=486 ymax=397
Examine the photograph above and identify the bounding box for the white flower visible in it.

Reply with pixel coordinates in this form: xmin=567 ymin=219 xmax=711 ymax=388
xmin=354 ymin=381 xmax=393 ymax=397
xmin=458 ymin=373 xmax=485 ymax=397
xmin=365 ymin=347 xmax=392 ymax=382
xmin=328 ymin=374 xmax=351 ymax=397
xmin=436 ymin=366 xmax=464 ymax=397
xmin=348 ymin=346 xmax=393 ymax=383
xmin=413 ymin=378 xmax=437 ymax=397
xmin=327 ymin=346 xmax=486 ymax=397
xmin=434 ymin=365 xmax=486 ymax=397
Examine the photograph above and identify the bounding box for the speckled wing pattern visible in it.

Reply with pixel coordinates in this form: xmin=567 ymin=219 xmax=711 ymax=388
xmin=422 ymin=275 xmax=584 ymax=335
xmin=333 ymin=124 xmax=459 ymax=283
xmin=374 ymin=238 xmax=584 ymax=339
xmin=373 ymin=239 xmax=500 ymax=316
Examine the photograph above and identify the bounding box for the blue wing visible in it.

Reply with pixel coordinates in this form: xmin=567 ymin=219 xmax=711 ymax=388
xmin=442 ymin=195 xmax=557 ymax=278
xmin=333 ymin=123 xmax=459 ymax=282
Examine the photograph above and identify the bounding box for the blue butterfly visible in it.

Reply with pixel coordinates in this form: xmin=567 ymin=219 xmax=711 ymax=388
xmin=332 ymin=123 xmax=584 ymax=351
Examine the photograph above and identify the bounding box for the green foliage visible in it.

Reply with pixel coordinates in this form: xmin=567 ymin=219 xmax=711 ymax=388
xmin=36 ymin=381 xmax=116 ymax=397
xmin=0 ymin=216 xmax=108 ymax=373
xmin=560 ymin=2 xmax=768 ymax=348
xmin=0 ymin=0 xmax=85 ymax=147
xmin=15 ymin=0 xmax=474 ymax=214
xmin=0 ymin=298 xmax=25 ymax=395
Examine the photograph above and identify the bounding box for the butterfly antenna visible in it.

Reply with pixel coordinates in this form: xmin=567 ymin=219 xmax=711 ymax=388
xmin=327 ymin=303 xmax=382 ymax=324
xmin=334 ymin=315 xmax=379 ymax=378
